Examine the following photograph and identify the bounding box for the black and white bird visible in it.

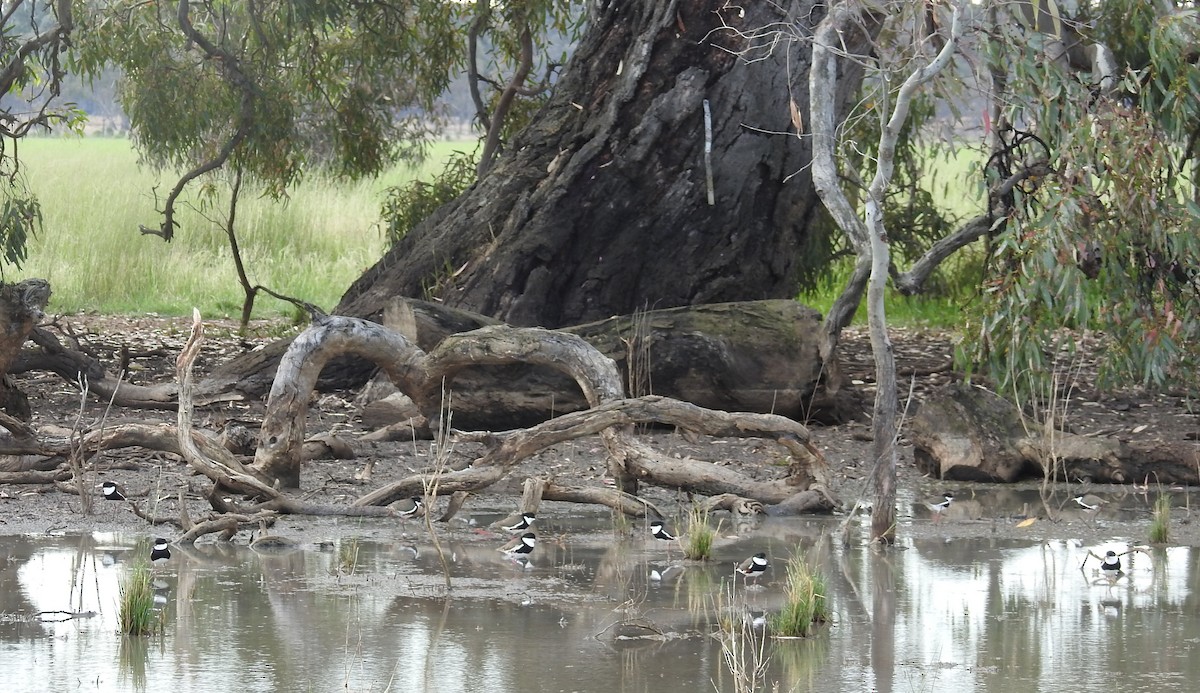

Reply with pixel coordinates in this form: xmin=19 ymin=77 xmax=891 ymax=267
xmin=392 ymin=497 xmax=424 ymax=522
xmin=736 ymin=552 xmax=769 ymax=584
xmin=1074 ymin=495 xmax=1104 ymax=511
xmin=650 ymin=520 xmax=677 ymax=541
xmin=150 ymin=538 xmax=171 ymax=565
xmin=925 ymin=493 xmax=954 ymax=522
xmin=102 ymin=481 xmax=126 ymax=501
xmin=498 ymin=532 xmax=536 ymax=556
xmin=649 ymin=564 xmax=684 ymax=584
xmin=499 ymin=512 xmax=537 ymax=533
xmin=1100 ymin=550 xmax=1123 ymax=578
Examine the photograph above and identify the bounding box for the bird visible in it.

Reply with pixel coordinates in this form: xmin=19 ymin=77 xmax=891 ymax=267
xmin=391 ymin=497 xmax=424 ymax=522
xmin=150 ymin=538 xmax=171 ymax=565
xmin=101 ymin=481 xmax=126 ymax=501
xmin=1100 ymin=550 xmax=1123 ymax=578
xmin=736 ymin=552 xmax=769 ymax=584
xmin=925 ymin=493 xmax=954 ymax=522
xmin=650 ymin=519 xmax=677 ymax=541
xmin=1074 ymin=495 xmax=1104 ymax=511
xmin=649 ymin=564 xmax=684 ymax=584
xmin=498 ymin=512 xmax=536 ymax=533
xmin=498 ymin=532 xmax=536 ymax=556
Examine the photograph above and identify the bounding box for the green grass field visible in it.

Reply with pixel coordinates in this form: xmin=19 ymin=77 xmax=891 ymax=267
xmin=14 ymin=136 xmax=981 ymax=326
xmin=17 ymin=136 xmax=473 ymax=318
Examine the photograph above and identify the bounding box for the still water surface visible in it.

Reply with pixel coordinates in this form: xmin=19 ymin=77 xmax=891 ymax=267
xmin=0 ymin=505 xmax=1197 ymax=692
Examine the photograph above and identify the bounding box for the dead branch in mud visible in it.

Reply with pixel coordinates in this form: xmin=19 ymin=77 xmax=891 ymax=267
xmin=17 ymin=325 xmax=247 ymax=409
xmin=540 ymin=481 xmax=665 ymax=519
xmin=172 ymin=313 xmax=400 ymax=520
xmin=250 ymin=315 xmax=835 ymax=513
xmin=352 ymin=394 xmax=835 ymax=509
xmin=175 ymin=311 xmax=281 ymax=500
xmin=7 ymin=311 xmax=836 ymax=524
xmin=1 ymin=468 xmax=71 ymax=484
xmin=177 ymin=510 xmax=279 ymax=545
xmin=698 ymin=493 xmax=766 ymax=516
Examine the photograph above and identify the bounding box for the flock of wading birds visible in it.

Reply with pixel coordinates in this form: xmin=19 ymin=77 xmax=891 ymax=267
xmin=105 ymin=482 xmax=1133 ymax=584
xmin=926 ymin=491 xmax=1135 ymax=580
xmin=100 ymin=482 xmax=774 ymax=583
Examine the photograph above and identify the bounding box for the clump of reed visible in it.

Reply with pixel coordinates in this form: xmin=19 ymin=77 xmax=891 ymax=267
xmin=711 ymin=584 xmax=770 ymax=692
xmin=1150 ymin=494 xmax=1171 ymax=544
xmin=683 ymin=506 xmax=716 ymax=561
xmin=770 ymin=553 xmax=829 ymax=637
xmin=118 ymin=560 xmax=159 ymax=636
xmin=337 ymin=538 xmax=361 ymax=576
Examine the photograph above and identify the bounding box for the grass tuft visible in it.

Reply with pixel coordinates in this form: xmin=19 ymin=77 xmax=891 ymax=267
xmin=337 ymin=538 xmax=361 ymax=576
xmin=682 ymin=506 xmax=715 ymax=561
xmin=118 ymin=559 xmax=159 ymax=636
xmin=1150 ymin=494 xmax=1171 ymax=544
xmin=770 ymin=553 xmax=829 ymax=637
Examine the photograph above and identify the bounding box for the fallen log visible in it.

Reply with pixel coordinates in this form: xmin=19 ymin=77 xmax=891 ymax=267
xmin=911 ymin=382 xmax=1200 ymax=484
xmin=249 ymin=313 xmax=834 ymax=511
xmin=214 ymin=298 xmax=842 ymax=428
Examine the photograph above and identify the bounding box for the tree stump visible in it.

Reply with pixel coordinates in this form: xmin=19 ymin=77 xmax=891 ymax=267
xmin=0 ymin=279 xmax=51 ymax=419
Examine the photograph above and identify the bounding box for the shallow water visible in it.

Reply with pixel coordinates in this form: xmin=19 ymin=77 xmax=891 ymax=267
xmin=0 ymin=506 xmax=1197 ymax=693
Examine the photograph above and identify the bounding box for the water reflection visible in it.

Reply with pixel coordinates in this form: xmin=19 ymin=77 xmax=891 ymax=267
xmin=0 ymin=517 xmax=1198 ymax=692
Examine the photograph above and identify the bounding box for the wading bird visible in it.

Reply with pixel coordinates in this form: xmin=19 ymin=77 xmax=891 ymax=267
xmin=736 ymin=552 xmax=769 ymax=585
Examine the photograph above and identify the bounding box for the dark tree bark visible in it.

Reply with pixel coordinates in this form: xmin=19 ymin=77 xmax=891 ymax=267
xmin=337 ymin=0 xmax=869 ymax=329
xmin=0 ymin=279 xmax=52 ymax=418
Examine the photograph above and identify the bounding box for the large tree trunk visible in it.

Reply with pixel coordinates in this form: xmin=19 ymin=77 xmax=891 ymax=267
xmin=336 ymin=0 xmax=868 ymax=329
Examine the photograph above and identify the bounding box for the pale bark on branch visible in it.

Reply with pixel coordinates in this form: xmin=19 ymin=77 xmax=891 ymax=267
xmin=811 ymin=0 xmax=964 ymax=541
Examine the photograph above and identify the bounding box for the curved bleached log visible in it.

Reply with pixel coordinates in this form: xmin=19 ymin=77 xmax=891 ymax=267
xmin=253 ymin=315 xmax=428 ymax=487
xmin=259 ymin=313 xmax=833 ymax=510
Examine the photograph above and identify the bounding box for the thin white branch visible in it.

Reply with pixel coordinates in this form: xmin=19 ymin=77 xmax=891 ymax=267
xmin=809 ymin=0 xmax=872 ymax=251
xmin=868 ymin=5 xmax=964 ymax=206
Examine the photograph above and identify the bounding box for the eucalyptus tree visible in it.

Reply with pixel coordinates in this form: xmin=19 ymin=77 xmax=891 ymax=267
xmin=73 ymin=0 xmax=575 ymax=325
xmin=338 ymin=0 xmax=875 ymax=330
xmin=805 ymin=0 xmax=1199 ymax=540
xmin=810 ymin=0 xmax=965 ymax=543
xmin=969 ymin=0 xmax=1200 ymax=397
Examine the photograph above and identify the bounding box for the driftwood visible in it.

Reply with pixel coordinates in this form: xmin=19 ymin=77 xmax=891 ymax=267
xmin=0 ymin=468 xmax=71 ymax=484
xmin=15 ymin=324 xmax=246 ymax=409
xmin=541 ymin=481 xmax=665 ymax=518
xmin=256 ymin=314 xmax=835 ymax=514
xmin=175 ymin=315 xmax=282 ymax=500
xmin=911 ymin=382 xmax=1200 ymax=484
xmin=4 ymin=304 xmax=837 ymax=523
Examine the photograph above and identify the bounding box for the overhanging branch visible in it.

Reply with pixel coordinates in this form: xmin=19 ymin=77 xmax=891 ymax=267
xmin=141 ymin=0 xmax=258 ymax=242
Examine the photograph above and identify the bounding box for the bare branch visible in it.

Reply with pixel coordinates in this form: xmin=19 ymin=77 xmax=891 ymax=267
xmin=467 ymin=0 xmax=492 ymax=134
xmin=477 ymin=21 xmax=535 ymax=176
xmin=893 ymin=213 xmax=994 ymax=294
